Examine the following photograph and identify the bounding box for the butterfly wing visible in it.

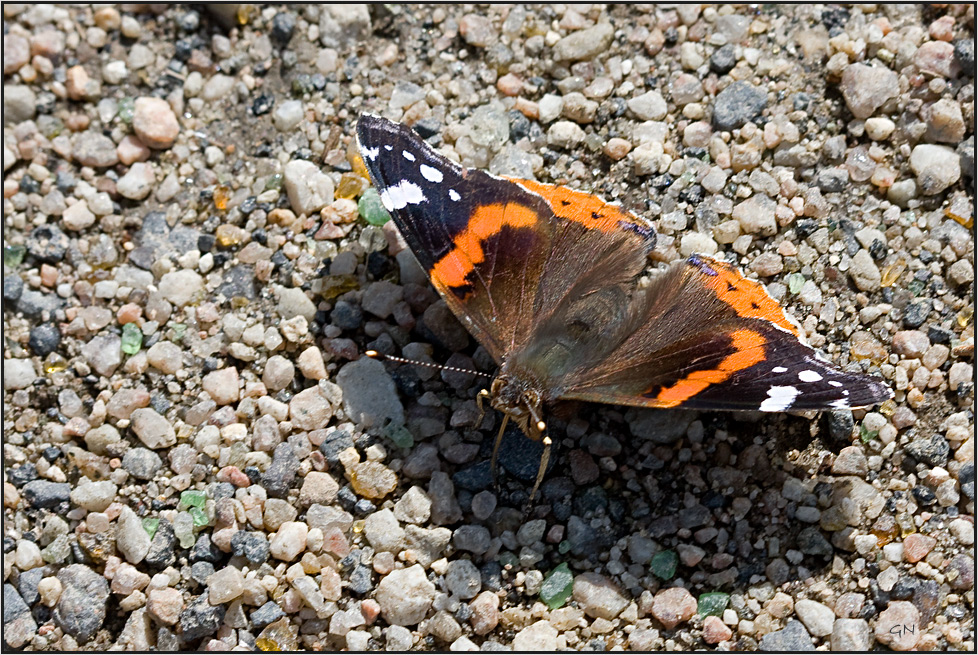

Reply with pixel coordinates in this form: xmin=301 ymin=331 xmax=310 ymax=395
xmin=356 ymin=115 xmax=655 ymax=363
xmin=556 ymin=255 xmax=893 ymax=411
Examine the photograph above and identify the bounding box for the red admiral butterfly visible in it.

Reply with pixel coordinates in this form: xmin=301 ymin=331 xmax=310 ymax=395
xmin=356 ymin=114 xmax=892 ymax=499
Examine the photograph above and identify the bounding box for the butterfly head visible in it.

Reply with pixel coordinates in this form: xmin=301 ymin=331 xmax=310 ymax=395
xmin=489 ymin=375 xmax=546 ymax=441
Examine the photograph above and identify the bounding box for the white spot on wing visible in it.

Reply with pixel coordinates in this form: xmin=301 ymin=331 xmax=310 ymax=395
xmin=772 ymin=366 xmax=788 ymax=374
xmin=420 ymin=164 xmax=443 ymax=183
xmin=384 ymin=145 xmax=393 ymax=151
xmin=380 ymin=181 xmax=426 ymax=209
xmin=448 ymin=189 xmax=461 ymax=202
xmin=831 ymin=398 xmax=850 ymax=409
xmin=759 ymin=386 xmax=800 ymax=412
xmin=402 ymin=150 xmax=416 ymax=162
xmin=362 ymin=146 xmax=379 ymax=161
xmin=829 ymin=381 xmax=843 ymax=388
xmin=798 ymin=370 xmax=823 ymax=383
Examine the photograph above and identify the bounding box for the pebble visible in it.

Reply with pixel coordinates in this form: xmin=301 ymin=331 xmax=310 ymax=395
xmin=70 ymin=479 xmax=117 ymax=511
xmin=336 ymin=357 xmax=405 ymax=429
xmin=628 ymin=90 xmax=667 ymax=121
xmin=116 ymin=162 xmax=156 ymax=200
xmin=130 ymin=407 xmax=176 ymax=449
xmin=552 ymin=23 xmax=615 ymax=62
xmin=364 ymin=508 xmax=405 ymax=553
xmin=512 ymin=620 xmax=558 ymax=650
xmin=394 ymin=485 xmax=432 ymax=524
xmin=915 ymin=40 xmax=958 ymax=78
xmin=269 ymin=521 xmax=307 ymax=561
xmin=459 ymin=14 xmax=495 ymax=47
xmin=4 ymin=358 xmax=36 ymax=390
xmin=759 ymin=619 xmax=815 ymax=651
xmin=132 ymin=97 xmax=179 ymax=149
xmin=903 ymin=533 xmax=936 ymax=563
xmin=839 ymin=63 xmax=898 ymax=119
xmin=54 ymin=564 xmax=109 ymax=643
xmin=116 ymin=506 xmax=152 ymax=564
xmin=284 ymin=160 xmax=335 ymax=216
xmin=547 ymin=120 xmax=586 ymax=149
xmin=202 ymin=367 xmax=239 ymax=405
xmin=4 ymin=583 xmax=37 ymax=648
xmin=263 ymin=443 xmax=300 ymax=498
xmin=732 ymin=195 xmax=777 ymax=236
xmin=272 ymin=99 xmax=304 ymax=132
xmin=875 ymin=601 xmax=921 ymax=651
xmin=445 ymin=559 xmax=481 ymax=599
xmin=122 ymin=447 xmax=162 ymax=480
xmin=207 ymin=566 xmax=244 ymax=604
xmin=180 ymin=593 xmax=226 ymax=643
xmin=702 ymin=614 xmax=733 ymax=644
xmin=158 ymin=269 xmax=203 ymax=307
xmin=147 ymin=587 xmax=184 ymax=625
xmin=909 ymin=144 xmax=961 ymax=195
xmin=848 ymin=250 xmax=881 ymax=292
xmin=794 ymin=598 xmax=835 ymax=637
xmin=712 ymin=81 xmax=767 ymax=130
xmin=831 ymin=618 xmax=871 ymax=651
xmin=650 ymin=586 xmax=697 ymax=629
xmin=832 ymin=446 xmax=867 ymax=476
xmin=22 ymin=479 xmax=70 ymax=508
xmin=375 ymin=564 xmax=435 ymax=626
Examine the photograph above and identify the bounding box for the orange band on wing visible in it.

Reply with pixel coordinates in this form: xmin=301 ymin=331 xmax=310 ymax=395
xmin=507 ymin=178 xmax=639 ymax=233
xmin=652 ymin=328 xmax=767 ymax=407
xmin=429 ymin=203 xmax=539 ymax=290
xmin=704 ymin=265 xmax=801 ymax=336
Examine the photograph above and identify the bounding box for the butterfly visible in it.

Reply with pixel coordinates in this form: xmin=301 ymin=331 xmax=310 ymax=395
xmin=355 ymin=114 xmax=892 ymax=499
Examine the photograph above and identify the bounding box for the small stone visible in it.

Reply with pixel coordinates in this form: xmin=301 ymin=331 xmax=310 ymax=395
xmin=903 ymin=533 xmax=936 ymax=563
xmin=62 ymin=200 xmax=96 ymax=231
xmin=179 ymin=593 xmax=226 ymax=643
xmin=547 ymin=120 xmax=586 ymax=149
xmin=628 ymin=90 xmax=667 ymax=121
xmin=909 ymin=144 xmax=961 ymax=195
xmin=4 ymin=584 xmax=37 ymax=648
xmin=299 ymin=471 xmax=339 ymax=506
xmin=130 ymin=408 xmax=176 ymax=449
xmin=568 ymin=572 xmax=627 ymax=620
xmin=230 ymin=531 xmax=270 ymax=565
xmin=147 ymin=587 xmax=184 ymax=625
xmin=376 ymin=564 xmax=435 ymax=627
xmin=831 ymin=618 xmax=871 ymax=651
xmin=351 ymin=461 xmax=398 ymax=500
xmin=915 ymin=40 xmax=959 ymax=78
xmin=22 ymin=479 xmax=70 ymax=509
xmin=839 ymin=63 xmax=899 ymax=119
xmin=703 ymin=615 xmax=733 ymax=644
xmin=651 ymin=586 xmax=697 ymax=630
xmin=759 ymin=619 xmax=815 ymax=651
xmin=116 ymin=162 xmax=156 ymax=200
xmin=207 ymin=566 xmax=244 ymax=604
xmin=512 ymin=620 xmax=558 ymax=650
xmin=284 ymin=159 xmax=334 ymax=216
xmin=70 ymin=480 xmax=118 ymax=511
xmin=116 ymin=506 xmax=152 ymax=564
xmin=468 ymin=591 xmax=500 ymax=635
xmin=794 ymin=599 xmax=835 ymax=637
xmin=733 ymin=195 xmax=777 ymax=236
xmin=158 ymin=269 xmax=203 ymax=307
xmin=552 ymin=23 xmax=614 ymax=62
xmin=263 ymin=355 xmax=295 ymax=391
xmin=364 ymin=508 xmax=405 ymax=553
xmin=3 ymin=84 xmax=37 ymax=125
xmin=848 ymin=250 xmax=881 ymax=292
xmin=394 ymin=486 xmax=432 ymax=524
xmin=54 ymin=565 xmax=109 ymax=644
xmin=122 ymin=447 xmax=162 ymax=481
xmin=133 ymin=97 xmax=179 ymax=149
xmin=4 ymin=358 xmax=36 ymax=390
xmin=832 ymin=446 xmax=867 ymax=476
xmin=712 ymin=81 xmax=767 ymax=130
xmin=875 ymin=601 xmax=921 ymax=651
xmin=445 ymin=559 xmax=481 ymax=600
xmin=269 ymin=521 xmax=307 ymax=561
xmin=459 ymin=14 xmax=495 ymax=47
xmin=272 ymin=99 xmax=304 ymax=132
xmin=262 ymin=443 xmax=300 ymax=498
xmin=336 ymin=357 xmax=405 ymax=429
xmin=202 ymin=367 xmax=239 ymax=406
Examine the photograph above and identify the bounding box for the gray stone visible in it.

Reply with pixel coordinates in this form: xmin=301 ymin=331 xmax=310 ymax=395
xmin=831 ymin=618 xmax=870 ymax=651
xmin=336 ymin=357 xmax=405 ymax=430
xmin=760 ymin=619 xmax=815 ymax=651
xmin=375 ymin=565 xmax=435 ymax=626
xmin=122 ymin=447 xmax=163 ymax=480
xmin=552 ymin=23 xmax=614 ymax=62
xmin=4 ymin=583 xmax=38 ymax=648
xmin=712 ymin=81 xmax=767 ymax=130
xmin=54 ymin=565 xmax=109 ymax=644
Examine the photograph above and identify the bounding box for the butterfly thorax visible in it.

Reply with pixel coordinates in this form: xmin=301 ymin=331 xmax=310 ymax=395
xmin=489 ymin=374 xmax=545 ymax=441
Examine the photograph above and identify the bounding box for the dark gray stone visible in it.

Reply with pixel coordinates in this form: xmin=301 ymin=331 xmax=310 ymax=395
xmin=179 ymin=593 xmax=226 ymax=643
xmin=250 ymin=601 xmax=285 ymax=629
xmin=905 ymin=434 xmax=950 ymax=468
xmin=760 ymin=619 xmax=815 ymax=651
xmin=54 ymin=564 xmax=109 ymax=644
xmin=21 ymin=480 xmax=71 ymax=509
xmin=144 ymin=518 xmax=177 ymax=569
xmin=27 ymin=225 xmax=69 ymax=263
xmin=712 ymin=81 xmax=768 ymax=130
xmin=4 ymin=583 xmax=38 ymax=648
xmin=230 ymin=531 xmax=270 ymax=565
xmin=121 ymin=447 xmax=163 ymax=480
xmin=262 ymin=442 xmax=299 ymax=498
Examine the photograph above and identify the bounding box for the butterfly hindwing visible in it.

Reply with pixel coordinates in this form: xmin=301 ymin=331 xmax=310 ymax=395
xmin=556 ymin=255 xmax=892 ymax=411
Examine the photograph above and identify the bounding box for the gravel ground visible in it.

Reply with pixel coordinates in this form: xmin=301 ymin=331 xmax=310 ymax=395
xmin=2 ymin=3 xmax=975 ymax=652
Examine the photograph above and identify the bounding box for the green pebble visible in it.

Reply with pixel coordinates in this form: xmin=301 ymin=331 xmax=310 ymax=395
xmin=383 ymin=422 xmax=414 ymax=449
xmin=540 ymin=563 xmax=574 ymax=610
xmin=170 ymin=323 xmax=187 ymax=342
xmin=557 ymin=540 xmax=571 ymax=555
xmin=265 ymin=173 xmax=283 ymax=191
xmin=41 ymin=535 xmax=71 ymax=564
xmin=4 ymin=245 xmax=26 ymax=268
xmin=358 ymin=188 xmax=391 ymax=226
xmin=189 ymin=506 xmax=209 ymax=527
xmin=650 ymin=549 xmax=678 ymax=580
xmin=908 ymin=279 xmax=925 ymax=296
xmin=788 ymin=272 xmax=805 ymax=294
xmin=180 ymin=489 xmax=207 ymax=509
xmin=698 ymin=592 xmax=729 ymax=617
xmin=497 ymin=551 xmax=519 ymax=569
xmin=117 ymin=97 xmax=135 ymax=124
xmin=142 ymin=517 xmax=160 ymax=541
xmin=121 ymin=322 xmax=143 ymax=355
xmin=859 ymin=424 xmax=878 ymax=443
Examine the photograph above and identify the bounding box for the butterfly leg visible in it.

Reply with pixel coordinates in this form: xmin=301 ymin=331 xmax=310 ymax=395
xmin=525 ymin=434 xmax=552 ymax=515
xmin=476 ymin=388 xmax=490 ymax=426
xmin=489 ymin=413 xmax=509 ymax=493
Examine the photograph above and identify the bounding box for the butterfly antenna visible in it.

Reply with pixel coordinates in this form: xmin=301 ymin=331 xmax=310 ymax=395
xmin=365 ymin=350 xmax=494 ymax=378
